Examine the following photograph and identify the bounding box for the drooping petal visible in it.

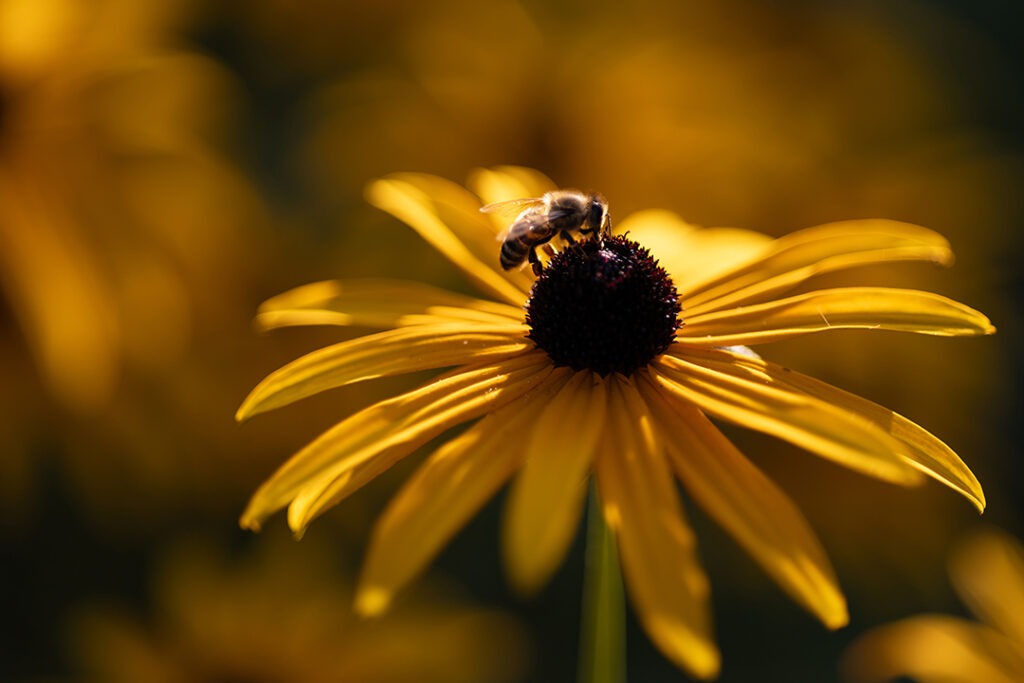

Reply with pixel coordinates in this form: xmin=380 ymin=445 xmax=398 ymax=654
xmin=680 ymin=287 xmax=995 ymax=345
xmin=236 ymin=322 xmax=530 ymax=421
xmin=502 ymin=370 xmax=607 ymax=595
xmin=468 ymin=165 xmax=557 ymax=209
xmin=653 ymin=349 xmax=924 ymax=485
xmin=595 ymin=377 xmax=719 ymax=680
xmin=842 ymin=616 xmax=1024 ymax=683
xmin=255 ymin=279 xmax=524 ymax=330
xmin=617 ymin=209 xmax=773 ymax=287
xmin=355 ymin=369 xmax=571 ymax=617
xmin=949 ymin=530 xmax=1024 ymax=644
xmin=701 ymin=346 xmax=985 ymax=511
xmin=637 ymin=373 xmax=847 ymax=629
xmin=239 ymin=352 xmax=552 ymax=532
xmin=679 ymin=220 xmax=954 ymax=316
xmin=366 ymin=175 xmax=533 ymax=303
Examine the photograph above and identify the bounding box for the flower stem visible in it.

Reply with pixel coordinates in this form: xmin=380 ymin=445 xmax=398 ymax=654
xmin=578 ymin=483 xmax=626 ymax=683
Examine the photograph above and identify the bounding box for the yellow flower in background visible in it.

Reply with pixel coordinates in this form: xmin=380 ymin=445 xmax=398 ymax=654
xmin=843 ymin=528 xmax=1024 ymax=683
xmin=67 ymin=531 xmax=529 ymax=683
xmin=238 ymin=166 xmax=993 ymax=678
xmin=0 ymin=0 xmax=261 ymax=413
xmin=0 ymin=0 xmax=294 ymax=526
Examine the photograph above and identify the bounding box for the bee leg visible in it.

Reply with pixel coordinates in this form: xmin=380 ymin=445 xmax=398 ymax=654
xmin=559 ymin=230 xmax=576 ymax=245
xmin=528 ymin=248 xmax=544 ymax=276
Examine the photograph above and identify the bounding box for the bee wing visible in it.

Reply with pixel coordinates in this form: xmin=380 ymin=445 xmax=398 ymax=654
xmin=499 ymin=210 xmax=558 ymax=247
xmin=479 ymin=197 xmax=543 ymax=216
xmin=481 ymin=197 xmax=544 ymax=241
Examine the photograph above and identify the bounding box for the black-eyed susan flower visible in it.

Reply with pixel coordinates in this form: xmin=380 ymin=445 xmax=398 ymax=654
xmin=842 ymin=527 xmax=1024 ymax=683
xmin=238 ymin=166 xmax=993 ymax=679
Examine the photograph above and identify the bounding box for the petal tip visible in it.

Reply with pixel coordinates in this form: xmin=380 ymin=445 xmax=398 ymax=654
xmin=504 ymin=565 xmax=544 ymax=600
xmin=235 ymin=384 xmax=275 ymax=422
xmin=287 ymin=508 xmax=311 ymax=540
xmin=364 ymin=176 xmax=415 ymax=213
xmin=238 ymin=512 xmax=261 ymax=532
xmin=647 ymin=617 xmax=721 ymax=680
xmin=681 ymin=643 xmax=721 ymax=681
xmin=823 ymin=602 xmax=850 ymax=630
xmin=251 ymin=313 xmax=277 ymax=332
xmin=235 ymin=398 xmax=263 ymax=422
xmin=363 ymin=177 xmax=390 ymax=204
xmin=934 ymin=247 xmax=955 ymax=267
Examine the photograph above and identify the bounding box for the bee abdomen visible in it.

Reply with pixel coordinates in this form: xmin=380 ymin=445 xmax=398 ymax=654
xmin=500 ymin=238 xmax=531 ymax=270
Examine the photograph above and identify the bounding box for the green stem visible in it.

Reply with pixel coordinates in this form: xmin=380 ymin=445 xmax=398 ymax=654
xmin=578 ymin=484 xmax=626 ymax=683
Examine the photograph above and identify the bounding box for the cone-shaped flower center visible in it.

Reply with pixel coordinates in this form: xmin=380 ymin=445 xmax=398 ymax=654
xmin=525 ymin=235 xmax=682 ymax=376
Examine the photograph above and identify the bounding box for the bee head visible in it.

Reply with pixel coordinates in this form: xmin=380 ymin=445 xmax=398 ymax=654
xmin=586 ymin=192 xmax=610 ymax=235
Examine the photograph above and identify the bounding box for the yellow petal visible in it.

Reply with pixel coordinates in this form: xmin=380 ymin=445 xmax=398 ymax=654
xmin=255 ymin=279 xmax=524 ymax=330
xmin=366 ymin=175 xmax=532 ymax=304
xmin=594 ymin=377 xmax=719 ymax=680
xmin=502 ymin=371 xmax=607 ymax=595
xmin=842 ymin=616 xmax=1023 ymax=683
xmin=654 ymin=349 xmax=924 ymax=485
xmin=286 ymin=359 xmax=561 ymax=535
xmin=638 ymin=374 xmax=848 ymax=629
xmin=949 ymin=530 xmax=1024 ymax=645
xmin=355 ymin=370 xmax=570 ymax=617
xmin=0 ymin=167 xmax=119 ymax=412
xmin=467 ymin=165 xmax=557 ymax=207
xmin=617 ymin=209 xmax=773 ymax=287
xmin=679 ymin=220 xmax=954 ymax=316
xmin=239 ymin=352 xmax=551 ymax=532
xmin=236 ymin=322 xmax=530 ymax=421
xmin=680 ymin=287 xmax=996 ymax=345
xmin=719 ymin=349 xmax=985 ymax=511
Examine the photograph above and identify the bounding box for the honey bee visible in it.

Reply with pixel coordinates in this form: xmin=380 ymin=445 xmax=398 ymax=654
xmin=481 ymin=189 xmax=611 ymax=274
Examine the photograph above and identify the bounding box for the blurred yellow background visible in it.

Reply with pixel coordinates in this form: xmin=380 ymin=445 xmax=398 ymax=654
xmin=2 ymin=0 xmax=1020 ymax=681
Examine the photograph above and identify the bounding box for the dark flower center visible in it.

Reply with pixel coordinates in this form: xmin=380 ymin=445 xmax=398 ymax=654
xmin=525 ymin=235 xmax=681 ymax=376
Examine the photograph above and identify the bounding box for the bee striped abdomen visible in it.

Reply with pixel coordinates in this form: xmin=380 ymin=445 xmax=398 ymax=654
xmin=500 ymin=237 xmax=533 ymax=270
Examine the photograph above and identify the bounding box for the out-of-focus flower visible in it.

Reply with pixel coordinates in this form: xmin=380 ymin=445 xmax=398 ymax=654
xmin=227 ymin=0 xmax=413 ymax=81
xmin=297 ymin=1 xmax=1015 ymax=237
xmin=0 ymin=0 xmax=262 ymax=413
xmin=237 ymin=166 xmax=993 ymax=678
xmin=0 ymin=0 xmax=331 ymax=526
xmin=843 ymin=527 xmax=1024 ymax=683
xmin=66 ymin=530 xmax=529 ymax=683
